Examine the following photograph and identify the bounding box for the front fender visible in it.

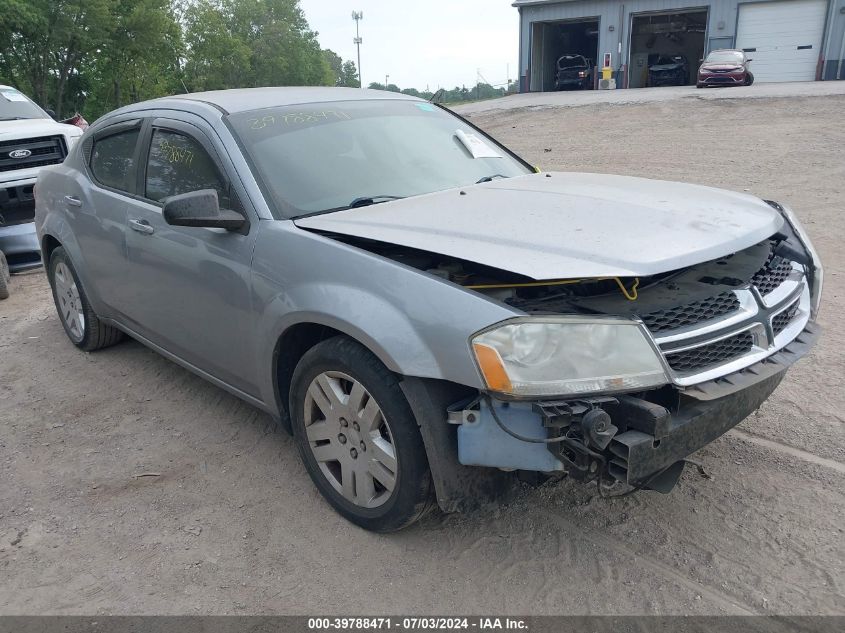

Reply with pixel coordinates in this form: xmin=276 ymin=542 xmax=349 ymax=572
xmin=251 ymin=221 xmax=519 ymax=410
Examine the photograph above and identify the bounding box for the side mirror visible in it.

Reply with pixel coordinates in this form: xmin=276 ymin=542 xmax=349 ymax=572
xmin=746 ymin=58 xmax=753 ymax=62
xmin=45 ymin=108 xmax=57 ymax=119
xmin=162 ymin=189 xmax=245 ymax=231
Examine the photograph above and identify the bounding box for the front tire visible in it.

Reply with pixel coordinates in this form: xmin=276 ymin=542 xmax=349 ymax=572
xmin=745 ymin=73 xmax=754 ymax=86
xmin=48 ymin=246 xmax=124 ymax=351
xmin=0 ymin=251 xmax=9 ymax=300
xmin=290 ymin=336 xmax=433 ymax=532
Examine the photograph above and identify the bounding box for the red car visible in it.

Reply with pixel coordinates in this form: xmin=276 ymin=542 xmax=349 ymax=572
xmin=697 ymin=49 xmax=754 ymax=88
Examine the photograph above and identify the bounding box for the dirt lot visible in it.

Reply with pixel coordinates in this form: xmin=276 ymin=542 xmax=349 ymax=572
xmin=1 ymin=93 xmax=844 ymax=616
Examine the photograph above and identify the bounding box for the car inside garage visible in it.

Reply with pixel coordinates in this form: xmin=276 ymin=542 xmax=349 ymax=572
xmin=530 ymin=18 xmax=599 ymax=91
xmin=736 ymin=0 xmax=828 ymax=82
xmin=628 ymin=10 xmax=707 ymax=88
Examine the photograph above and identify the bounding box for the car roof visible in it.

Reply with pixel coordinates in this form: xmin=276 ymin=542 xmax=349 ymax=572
xmin=150 ymin=86 xmax=419 ymax=115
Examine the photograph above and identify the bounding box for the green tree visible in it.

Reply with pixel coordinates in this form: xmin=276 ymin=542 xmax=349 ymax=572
xmin=184 ymin=0 xmax=333 ymax=91
xmin=339 ymin=61 xmax=359 ymax=88
xmin=85 ymin=0 xmax=184 ymax=118
xmin=323 ymin=49 xmax=359 ymax=87
xmin=0 ymin=0 xmax=112 ymax=116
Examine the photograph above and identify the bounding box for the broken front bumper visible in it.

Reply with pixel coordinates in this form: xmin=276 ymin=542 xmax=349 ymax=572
xmin=456 ymin=322 xmax=819 ymax=490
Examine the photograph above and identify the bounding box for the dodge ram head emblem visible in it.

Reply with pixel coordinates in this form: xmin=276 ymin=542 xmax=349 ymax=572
xmin=9 ymin=149 xmax=32 ymax=159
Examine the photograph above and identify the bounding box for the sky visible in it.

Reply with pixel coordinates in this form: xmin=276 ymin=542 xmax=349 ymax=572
xmin=298 ymin=0 xmax=520 ymax=91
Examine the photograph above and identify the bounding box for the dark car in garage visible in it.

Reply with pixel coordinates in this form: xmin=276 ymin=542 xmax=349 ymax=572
xmin=648 ymin=55 xmax=690 ymax=87
xmin=555 ymin=55 xmax=594 ymax=90
xmin=697 ymin=49 xmax=754 ymax=88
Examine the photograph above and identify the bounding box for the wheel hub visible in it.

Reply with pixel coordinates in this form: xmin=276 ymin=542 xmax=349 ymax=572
xmin=303 ymin=371 xmax=397 ymax=508
xmin=53 ymin=262 xmax=85 ymax=342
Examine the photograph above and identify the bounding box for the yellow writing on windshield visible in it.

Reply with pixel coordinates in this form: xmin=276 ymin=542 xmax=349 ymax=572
xmin=247 ymin=110 xmax=351 ymax=130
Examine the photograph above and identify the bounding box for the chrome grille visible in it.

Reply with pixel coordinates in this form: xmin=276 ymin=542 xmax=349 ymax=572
xmin=666 ymin=331 xmax=754 ymax=373
xmin=651 ymin=257 xmax=810 ymax=386
xmin=0 ymin=135 xmax=66 ymax=172
xmin=772 ymin=300 xmax=800 ymax=336
xmin=640 ymin=292 xmax=740 ymax=334
xmin=752 ymin=255 xmax=793 ymax=296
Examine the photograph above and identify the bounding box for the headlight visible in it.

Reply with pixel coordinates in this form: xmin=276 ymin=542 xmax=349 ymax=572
xmin=471 ymin=317 xmax=668 ymax=398
xmin=67 ymin=135 xmax=81 ymax=149
xmin=778 ymin=204 xmax=823 ymax=318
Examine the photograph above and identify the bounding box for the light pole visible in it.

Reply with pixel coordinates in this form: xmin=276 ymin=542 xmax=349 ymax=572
xmin=352 ymin=11 xmax=363 ymax=88
xmin=385 ymin=74 xmax=389 ymax=90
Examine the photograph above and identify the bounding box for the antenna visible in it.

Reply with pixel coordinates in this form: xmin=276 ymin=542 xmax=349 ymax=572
xmin=352 ymin=11 xmax=364 ymax=88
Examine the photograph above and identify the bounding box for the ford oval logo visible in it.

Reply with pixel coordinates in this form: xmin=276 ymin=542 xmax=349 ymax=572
xmin=9 ymin=149 xmax=32 ymax=159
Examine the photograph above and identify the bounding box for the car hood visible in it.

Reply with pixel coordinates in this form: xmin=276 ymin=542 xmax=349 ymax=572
xmin=0 ymin=118 xmax=83 ymax=141
xmin=701 ymin=64 xmax=743 ymax=71
xmin=294 ymin=172 xmax=784 ymax=279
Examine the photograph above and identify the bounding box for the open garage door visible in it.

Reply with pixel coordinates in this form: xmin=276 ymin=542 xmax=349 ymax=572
xmin=629 ymin=10 xmax=707 ymax=89
xmin=736 ymin=0 xmax=827 ymax=83
xmin=529 ymin=18 xmax=599 ymax=91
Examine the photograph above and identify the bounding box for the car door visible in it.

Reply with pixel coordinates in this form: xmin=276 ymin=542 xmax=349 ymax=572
xmin=73 ymin=118 xmax=143 ymax=316
xmin=121 ymin=116 xmax=260 ymax=397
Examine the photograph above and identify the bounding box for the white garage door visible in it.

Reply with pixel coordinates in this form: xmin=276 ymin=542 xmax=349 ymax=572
xmin=736 ymin=0 xmax=827 ymax=82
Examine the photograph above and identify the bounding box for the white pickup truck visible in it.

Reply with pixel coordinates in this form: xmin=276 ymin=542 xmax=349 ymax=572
xmin=1 ymin=85 xmax=83 ymax=293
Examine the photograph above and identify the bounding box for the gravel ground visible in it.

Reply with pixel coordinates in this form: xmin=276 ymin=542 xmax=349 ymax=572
xmin=1 ymin=91 xmax=844 ymax=616
xmin=456 ymin=80 xmax=845 ymax=114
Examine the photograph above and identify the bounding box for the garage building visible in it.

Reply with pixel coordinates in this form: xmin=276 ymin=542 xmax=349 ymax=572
xmin=514 ymin=0 xmax=845 ymax=91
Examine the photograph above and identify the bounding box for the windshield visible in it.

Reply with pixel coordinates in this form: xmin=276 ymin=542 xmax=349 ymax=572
xmin=0 ymin=87 xmax=48 ymax=121
xmin=558 ymin=55 xmax=588 ymax=69
xmin=227 ymin=99 xmax=532 ymax=217
xmin=705 ymin=51 xmax=744 ymax=64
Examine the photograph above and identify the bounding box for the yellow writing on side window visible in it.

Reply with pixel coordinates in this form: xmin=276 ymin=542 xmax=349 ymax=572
xmin=247 ymin=110 xmax=351 ymax=130
xmin=159 ymin=139 xmax=195 ymax=167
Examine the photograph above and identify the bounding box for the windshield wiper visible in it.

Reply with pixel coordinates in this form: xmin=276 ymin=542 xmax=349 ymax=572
xmin=476 ymin=174 xmax=509 ymax=184
xmin=347 ymin=195 xmax=405 ymax=208
xmin=0 ymin=117 xmax=30 ymax=121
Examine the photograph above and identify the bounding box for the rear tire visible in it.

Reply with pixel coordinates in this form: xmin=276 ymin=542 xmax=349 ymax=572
xmin=48 ymin=246 xmax=124 ymax=351
xmin=290 ymin=336 xmax=434 ymax=532
xmin=0 ymin=251 xmax=9 ymax=300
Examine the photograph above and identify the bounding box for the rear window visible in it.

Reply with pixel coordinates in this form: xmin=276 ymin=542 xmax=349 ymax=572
xmin=90 ymin=128 xmax=140 ymax=192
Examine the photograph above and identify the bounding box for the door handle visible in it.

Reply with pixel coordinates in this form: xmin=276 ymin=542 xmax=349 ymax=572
xmin=64 ymin=195 xmax=82 ymax=207
xmin=128 ymin=218 xmax=155 ymax=235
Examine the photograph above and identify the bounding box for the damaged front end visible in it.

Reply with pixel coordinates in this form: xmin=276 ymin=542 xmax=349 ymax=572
xmin=302 ymin=196 xmax=821 ymax=500
xmin=448 ymin=213 xmax=821 ymax=495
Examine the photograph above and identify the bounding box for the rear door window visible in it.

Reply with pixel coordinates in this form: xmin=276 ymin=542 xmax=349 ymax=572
xmin=90 ymin=128 xmax=141 ymax=193
xmin=144 ymin=128 xmax=229 ymax=207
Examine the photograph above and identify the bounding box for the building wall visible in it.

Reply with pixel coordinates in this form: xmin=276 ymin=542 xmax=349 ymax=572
xmin=824 ymin=1 xmax=845 ymax=79
xmin=515 ymin=0 xmax=845 ymax=88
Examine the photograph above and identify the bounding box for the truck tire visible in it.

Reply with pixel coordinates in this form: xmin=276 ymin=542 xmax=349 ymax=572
xmin=289 ymin=336 xmax=434 ymax=532
xmin=0 ymin=251 xmax=9 ymax=300
xmin=48 ymin=246 xmax=124 ymax=351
